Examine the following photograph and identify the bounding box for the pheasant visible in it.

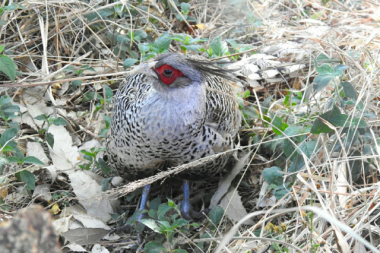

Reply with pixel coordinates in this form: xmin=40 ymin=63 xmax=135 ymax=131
xmin=106 ymin=52 xmax=305 ymax=239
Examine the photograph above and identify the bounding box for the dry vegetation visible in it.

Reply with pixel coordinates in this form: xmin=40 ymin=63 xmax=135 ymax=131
xmin=0 ymin=0 xmax=380 ymax=252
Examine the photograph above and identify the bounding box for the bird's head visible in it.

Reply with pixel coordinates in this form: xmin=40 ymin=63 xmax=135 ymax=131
xmin=130 ymin=53 xmax=239 ymax=90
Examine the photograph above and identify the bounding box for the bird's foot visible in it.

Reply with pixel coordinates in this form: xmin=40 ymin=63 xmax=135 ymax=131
xmin=180 ymin=180 xmax=209 ymax=220
xmin=180 ymin=199 xmax=210 ymax=220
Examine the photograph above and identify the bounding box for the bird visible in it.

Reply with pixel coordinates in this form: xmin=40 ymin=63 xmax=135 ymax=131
xmin=106 ymin=51 xmax=306 ymax=241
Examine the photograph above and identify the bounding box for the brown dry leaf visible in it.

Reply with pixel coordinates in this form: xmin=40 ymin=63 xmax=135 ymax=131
xmin=220 ymin=187 xmax=254 ymax=225
xmin=210 ymin=151 xmax=251 ymax=208
xmin=61 ymin=228 xmax=109 ymax=246
xmin=69 ymin=171 xmax=117 ymax=222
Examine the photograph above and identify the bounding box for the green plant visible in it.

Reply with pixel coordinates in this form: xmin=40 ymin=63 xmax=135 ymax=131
xmin=203 ymin=37 xmax=229 ymax=58
xmin=140 ymin=199 xmax=200 ymax=253
xmin=34 ymin=114 xmax=68 ymax=149
xmin=138 ymin=34 xmax=172 ymax=61
xmin=82 ymin=84 xmax=113 ymax=113
xmin=52 ymin=191 xmax=73 ymax=206
xmin=0 ymin=45 xmax=17 ymax=82
xmin=64 ymin=65 xmax=96 ymax=89
xmin=170 ymin=34 xmax=207 ymax=54
xmin=99 ymin=115 xmax=111 ymax=138
xmin=263 ymin=166 xmax=291 ymax=200
xmin=79 ymin=147 xmax=110 ymax=174
xmin=0 ymin=96 xmax=44 ymax=190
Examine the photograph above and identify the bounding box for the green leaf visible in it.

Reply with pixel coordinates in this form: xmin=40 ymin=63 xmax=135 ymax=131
xmin=273 ymin=185 xmax=290 ymax=200
xmin=138 ymin=43 xmax=150 ymax=53
xmin=313 ymin=74 xmax=333 ymax=92
xmin=140 ymin=219 xmax=162 ymax=233
xmin=0 ymin=55 xmax=16 ymax=82
xmin=144 ymin=241 xmax=166 ymax=253
xmin=315 ymin=53 xmax=331 ymax=62
xmin=154 ymin=35 xmax=171 ymax=53
xmin=328 ymin=114 xmax=349 ymax=127
xmin=7 ymin=156 xmax=21 ymax=164
xmin=0 ymin=45 xmax=5 ymax=54
xmin=351 ymin=118 xmax=368 ymax=128
xmin=157 ymin=203 xmax=172 ymax=220
xmin=53 ymin=117 xmax=68 ymax=126
xmin=189 ymin=38 xmax=208 ymax=44
xmin=0 ymin=128 xmax=18 ymax=146
xmin=263 ymin=166 xmax=283 ymax=185
xmin=98 ymin=7 xmax=115 ymax=18
xmin=104 ymin=85 xmax=113 ymax=100
xmin=71 ymin=80 xmax=83 ymax=89
xmin=298 ymin=141 xmax=317 ymax=158
xmin=4 ymin=3 xmax=19 ymax=11
xmin=209 ymin=37 xmax=229 ymax=57
xmin=182 ymin=44 xmax=202 ymax=52
xmin=334 ymin=64 xmax=348 ymax=75
xmin=123 ymin=58 xmax=138 ymax=69
xmin=116 ymin=35 xmax=131 ymax=43
xmin=181 ymin=2 xmax=191 ymax=14
xmin=83 ymin=92 xmax=101 ymax=102
xmin=34 ymin=114 xmax=48 ymax=121
xmin=17 ymin=170 xmax=36 ymax=190
xmin=1 ymin=145 xmax=14 ymax=152
xmin=310 ymin=106 xmax=341 ymax=134
xmin=169 ymin=34 xmax=186 ymax=43
xmin=340 ymin=81 xmax=357 ymax=99
xmin=272 ymin=117 xmax=288 ymax=135
xmin=97 ymin=158 xmax=110 ymax=174
xmin=148 ymin=209 xmax=158 ymax=219
xmin=103 ymin=115 xmax=111 ymax=129
xmin=23 ymin=156 xmax=44 ymax=165
xmin=150 ymin=197 xmax=161 ymax=210
xmin=209 ymin=206 xmax=224 ymax=227
xmin=46 ymin=132 xmax=54 ymax=148
xmin=174 ymin=249 xmax=188 ymax=253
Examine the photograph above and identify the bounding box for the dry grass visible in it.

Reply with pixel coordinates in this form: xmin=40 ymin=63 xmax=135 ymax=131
xmin=0 ymin=0 xmax=380 ymax=252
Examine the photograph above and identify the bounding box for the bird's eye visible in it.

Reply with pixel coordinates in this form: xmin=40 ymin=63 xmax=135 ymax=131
xmin=163 ymin=69 xmax=173 ymax=77
xmin=155 ymin=64 xmax=184 ymax=85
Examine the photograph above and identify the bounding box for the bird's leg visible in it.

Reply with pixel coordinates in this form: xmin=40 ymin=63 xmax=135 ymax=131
xmin=136 ymin=184 xmax=151 ymax=244
xmin=180 ymin=180 xmax=208 ymax=220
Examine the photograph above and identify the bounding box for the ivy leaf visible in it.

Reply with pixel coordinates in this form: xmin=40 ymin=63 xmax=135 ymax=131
xmin=46 ymin=132 xmax=54 ymax=148
xmin=53 ymin=117 xmax=68 ymax=126
xmin=263 ymin=166 xmax=283 ymax=185
xmin=209 ymin=37 xmax=229 ymax=57
xmin=0 ymin=127 xmax=18 ymax=147
xmin=140 ymin=219 xmax=161 ymax=233
xmin=23 ymin=156 xmax=45 ymax=165
xmin=144 ymin=241 xmax=166 ymax=253
xmin=209 ymin=206 xmax=224 ymax=228
xmin=16 ymin=170 xmax=36 ymax=190
xmin=0 ymin=55 xmax=16 ymax=82
xmin=340 ymin=81 xmax=357 ymax=99
xmin=123 ymin=58 xmax=138 ymax=69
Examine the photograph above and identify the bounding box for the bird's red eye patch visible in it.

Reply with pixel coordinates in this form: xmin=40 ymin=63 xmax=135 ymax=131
xmin=154 ymin=65 xmax=184 ymax=85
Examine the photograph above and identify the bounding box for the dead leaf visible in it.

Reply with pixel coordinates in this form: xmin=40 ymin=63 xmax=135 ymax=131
xmin=69 ymin=171 xmax=117 ymax=222
xmin=48 ymin=125 xmax=80 ymax=172
xmin=210 ymin=151 xmax=251 ymax=208
xmin=219 ymin=186 xmax=253 ymax=225
xmin=61 ymin=228 xmax=110 ymax=246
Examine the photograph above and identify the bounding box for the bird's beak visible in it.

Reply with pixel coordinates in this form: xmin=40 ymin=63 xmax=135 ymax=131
xmin=130 ymin=60 xmax=159 ymax=79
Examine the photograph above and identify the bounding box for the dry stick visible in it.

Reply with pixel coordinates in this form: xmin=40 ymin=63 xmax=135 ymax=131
xmin=0 ymin=71 xmax=127 ymax=88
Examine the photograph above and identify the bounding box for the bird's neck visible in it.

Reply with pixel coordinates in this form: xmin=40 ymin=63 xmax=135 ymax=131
xmin=150 ymin=83 xmax=206 ymax=125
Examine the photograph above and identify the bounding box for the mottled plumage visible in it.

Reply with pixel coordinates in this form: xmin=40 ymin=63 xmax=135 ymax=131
xmin=107 ymin=53 xmax=241 ymax=181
